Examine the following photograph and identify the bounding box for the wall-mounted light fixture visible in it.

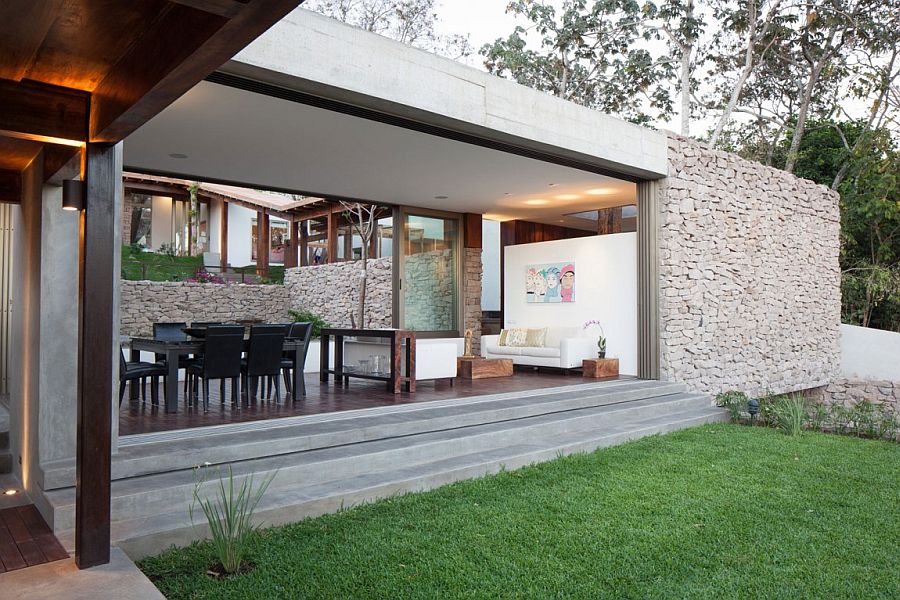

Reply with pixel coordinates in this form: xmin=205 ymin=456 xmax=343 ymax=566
xmin=62 ymin=179 xmax=85 ymax=211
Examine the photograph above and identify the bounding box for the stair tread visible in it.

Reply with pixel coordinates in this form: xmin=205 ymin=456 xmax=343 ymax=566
xmin=58 ymin=406 xmax=725 ymax=547
xmin=40 ymin=380 xmax=690 ymax=486
xmin=45 ymin=393 xmax=713 ymax=508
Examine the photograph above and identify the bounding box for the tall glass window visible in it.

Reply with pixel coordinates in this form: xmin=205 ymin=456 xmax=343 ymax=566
xmin=401 ymin=213 xmax=459 ymax=332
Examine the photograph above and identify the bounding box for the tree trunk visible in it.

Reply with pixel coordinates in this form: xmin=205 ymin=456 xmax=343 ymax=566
xmin=784 ymin=53 xmax=829 ymax=173
xmin=358 ymin=244 xmax=368 ymax=329
xmin=680 ymin=42 xmax=692 ymax=136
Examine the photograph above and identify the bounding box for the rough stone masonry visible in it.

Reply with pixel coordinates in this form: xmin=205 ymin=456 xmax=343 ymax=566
xmin=658 ymin=134 xmax=842 ymax=397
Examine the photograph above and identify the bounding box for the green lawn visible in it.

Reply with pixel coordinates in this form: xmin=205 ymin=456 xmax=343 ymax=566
xmin=121 ymin=246 xmax=285 ymax=283
xmin=139 ymin=425 xmax=900 ymax=599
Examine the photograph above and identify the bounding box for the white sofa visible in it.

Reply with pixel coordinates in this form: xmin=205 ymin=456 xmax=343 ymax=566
xmin=481 ymin=326 xmax=596 ymax=369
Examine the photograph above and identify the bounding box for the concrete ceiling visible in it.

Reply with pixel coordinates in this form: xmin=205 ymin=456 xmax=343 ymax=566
xmin=124 ymin=81 xmax=636 ymax=230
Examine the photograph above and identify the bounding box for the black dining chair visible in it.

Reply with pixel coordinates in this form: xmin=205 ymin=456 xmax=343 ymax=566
xmin=152 ymin=321 xmax=197 ymax=396
xmin=119 ymin=347 xmax=167 ymax=406
xmin=281 ymin=322 xmax=313 ymax=398
xmin=242 ymin=324 xmax=286 ymax=401
xmin=186 ymin=325 xmax=244 ymax=411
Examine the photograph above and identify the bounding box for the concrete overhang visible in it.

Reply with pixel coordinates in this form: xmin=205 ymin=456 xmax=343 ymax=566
xmin=226 ymin=9 xmax=668 ymax=181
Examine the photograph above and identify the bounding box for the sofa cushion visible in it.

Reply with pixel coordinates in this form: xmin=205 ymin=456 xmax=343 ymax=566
xmin=544 ymin=326 xmax=580 ymax=348
xmin=520 ymin=346 xmax=561 ymax=358
xmin=486 ymin=345 xmax=522 ymax=356
xmin=505 ymin=328 xmax=529 ymax=347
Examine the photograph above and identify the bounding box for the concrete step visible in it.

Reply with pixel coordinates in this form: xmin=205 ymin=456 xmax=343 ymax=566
xmin=39 ymin=379 xmax=687 ymax=489
xmin=95 ymin=405 xmax=727 ymax=559
xmin=46 ymin=391 xmax=715 ymax=533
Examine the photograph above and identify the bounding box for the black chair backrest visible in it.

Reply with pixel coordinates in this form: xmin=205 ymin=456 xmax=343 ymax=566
xmin=153 ymin=322 xmax=187 ymax=342
xmin=202 ymin=325 xmax=244 ymax=379
xmin=245 ymin=324 xmax=286 ymax=377
xmin=287 ymin=322 xmax=314 ymax=365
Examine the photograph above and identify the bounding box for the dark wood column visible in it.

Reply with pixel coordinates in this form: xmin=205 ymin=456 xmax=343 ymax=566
xmin=256 ymin=211 xmax=269 ymax=275
xmin=284 ymin=219 xmax=299 ymax=268
xmin=597 ymin=207 xmax=623 ymax=235
xmin=300 ymin=220 xmax=309 ymax=266
xmin=326 ymin=209 xmax=338 ymax=264
xmin=220 ymin=200 xmax=229 ymax=270
xmin=76 ymin=142 xmax=121 ymax=568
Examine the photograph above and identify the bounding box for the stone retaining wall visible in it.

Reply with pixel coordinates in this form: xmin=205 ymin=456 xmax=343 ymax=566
xmin=284 ymin=258 xmax=392 ymax=328
xmin=403 ymin=250 xmax=454 ymax=331
xmin=659 ymin=134 xmax=841 ymax=397
xmin=814 ymin=378 xmax=899 ymax=411
xmin=120 ymin=280 xmax=291 ymax=336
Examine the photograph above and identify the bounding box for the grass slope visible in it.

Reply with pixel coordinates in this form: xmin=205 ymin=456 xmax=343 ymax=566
xmin=139 ymin=425 xmax=900 ymax=599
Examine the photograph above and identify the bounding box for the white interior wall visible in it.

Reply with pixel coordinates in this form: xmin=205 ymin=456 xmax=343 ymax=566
xmin=227 ymin=203 xmax=254 ymax=267
xmin=149 ymin=195 xmax=172 ymax=251
xmin=504 ymin=233 xmax=637 ymax=375
xmin=481 ymin=219 xmax=500 ymax=312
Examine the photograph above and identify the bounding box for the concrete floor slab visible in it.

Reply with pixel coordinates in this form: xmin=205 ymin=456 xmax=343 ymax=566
xmin=0 ymin=547 xmax=163 ymax=600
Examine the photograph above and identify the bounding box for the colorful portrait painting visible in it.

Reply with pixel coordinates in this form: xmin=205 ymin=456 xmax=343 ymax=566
xmin=525 ymin=262 xmax=575 ymax=303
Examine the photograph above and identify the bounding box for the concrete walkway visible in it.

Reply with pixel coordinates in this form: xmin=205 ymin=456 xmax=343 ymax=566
xmin=0 ymin=548 xmax=164 ymax=600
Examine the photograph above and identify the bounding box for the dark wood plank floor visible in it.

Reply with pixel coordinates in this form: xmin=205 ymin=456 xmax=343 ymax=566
xmin=0 ymin=505 xmax=68 ymax=573
xmin=120 ymin=369 xmax=619 ymax=436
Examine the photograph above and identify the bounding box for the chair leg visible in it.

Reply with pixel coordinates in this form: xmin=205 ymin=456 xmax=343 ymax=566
xmin=220 ymin=379 xmax=226 ymax=404
xmin=141 ymin=378 xmax=147 ymax=403
xmin=203 ymin=378 xmax=210 ymax=411
xmin=283 ymin=368 xmax=292 ymax=396
xmin=275 ymin=374 xmax=281 ymax=401
xmin=265 ymin=376 xmax=271 ymax=400
xmin=232 ymin=377 xmax=239 ymax=406
xmin=151 ymin=376 xmax=160 ymax=406
xmin=119 ymin=381 xmax=125 ymax=406
xmin=299 ymin=370 xmax=306 ymax=397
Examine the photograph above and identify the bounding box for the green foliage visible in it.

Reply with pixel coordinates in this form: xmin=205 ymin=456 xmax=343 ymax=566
xmin=121 ymin=245 xmax=202 ymax=282
xmin=773 ymin=394 xmax=806 ymax=436
xmin=808 ymin=402 xmax=829 ymax=432
xmin=715 ymin=390 xmax=749 ymax=423
xmin=288 ymin=309 xmax=331 ymax=338
xmin=140 ymin=425 xmax=900 ymax=598
xmin=480 ymin=0 xmax=675 ymax=124
xmin=189 ymin=466 xmax=275 ymax=575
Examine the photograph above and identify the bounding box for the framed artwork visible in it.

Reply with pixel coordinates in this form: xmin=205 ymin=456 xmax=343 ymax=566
xmin=526 ymin=262 xmax=575 ymax=303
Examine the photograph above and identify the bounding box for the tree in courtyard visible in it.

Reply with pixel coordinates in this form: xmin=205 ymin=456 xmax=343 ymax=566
xmin=339 ymin=201 xmax=379 ymax=328
xmin=480 ymin=0 xmax=676 ymax=125
xmin=304 ymin=0 xmax=472 ymax=58
xmin=651 ymin=0 xmax=705 ymax=135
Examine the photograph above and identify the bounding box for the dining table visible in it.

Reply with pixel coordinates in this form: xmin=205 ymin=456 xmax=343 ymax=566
xmin=128 ymin=336 xmax=308 ymax=413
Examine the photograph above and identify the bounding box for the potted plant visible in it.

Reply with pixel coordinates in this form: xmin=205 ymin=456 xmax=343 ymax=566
xmin=583 ymin=319 xmax=607 ymax=359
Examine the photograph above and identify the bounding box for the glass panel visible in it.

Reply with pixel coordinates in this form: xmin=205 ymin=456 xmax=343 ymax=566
xmin=402 ymin=214 xmax=458 ymax=332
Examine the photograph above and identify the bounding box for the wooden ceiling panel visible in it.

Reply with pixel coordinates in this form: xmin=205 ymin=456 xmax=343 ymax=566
xmin=0 ymin=137 xmax=43 ymax=171
xmin=0 ymin=0 xmax=65 ymax=82
xmin=22 ymin=0 xmax=170 ymax=91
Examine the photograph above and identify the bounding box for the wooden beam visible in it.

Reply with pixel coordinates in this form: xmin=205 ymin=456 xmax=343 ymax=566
xmin=76 ymin=142 xmax=121 ymax=569
xmin=43 ymin=144 xmax=81 ymax=183
xmin=0 ymin=169 xmax=21 ymax=204
xmin=0 ymin=0 xmax=64 ymax=81
xmin=300 ymin=221 xmax=309 ymax=266
xmin=90 ymin=0 xmax=303 ymax=142
xmin=122 ymin=180 xmax=191 ymax=198
xmin=256 ymin=211 xmax=269 ymax=275
xmin=0 ymin=79 xmax=89 ymax=143
xmin=220 ymin=200 xmax=228 ymax=270
xmin=168 ymin=0 xmax=246 ymax=19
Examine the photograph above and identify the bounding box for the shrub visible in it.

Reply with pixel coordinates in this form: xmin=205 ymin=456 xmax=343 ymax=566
xmin=808 ymin=402 xmax=829 ymax=432
xmin=850 ymin=400 xmax=879 ymax=438
xmin=773 ymin=394 xmax=806 ymax=436
xmin=288 ymin=308 xmax=331 ymax=338
xmin=875 ymin=404 xmax=898 ymax=441
xmin=190 ymin=466 xmax=275 ymax=575
xmin=715 ymin=390 xmax=749 ymax=423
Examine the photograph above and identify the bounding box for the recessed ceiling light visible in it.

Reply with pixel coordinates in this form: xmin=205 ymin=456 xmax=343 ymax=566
xmin=548 ymin=183 xmax=558 ymax=187
xmin=586 ymin=188 xmax=613 ymax=195
xmin=434 ymin=195 xmax=448 ymax=200
xmin=523 ymin=199 xmax=550 ymax=206
xmin=169 ymin=153 xmax=188 ymax=159
xmin=555 ymin=194 xmax=579 ymax=200
xmin=504 ymin=192 xmax=511 ymax=196
xmin=3 ymin=489 xmax=17 ymax=496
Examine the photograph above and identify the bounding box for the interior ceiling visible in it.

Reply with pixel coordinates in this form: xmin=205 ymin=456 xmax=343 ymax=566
xmin=124 ymin=81 xmax=637 ymax=230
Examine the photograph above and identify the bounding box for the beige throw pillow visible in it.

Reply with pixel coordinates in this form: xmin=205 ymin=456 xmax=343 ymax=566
xmin=505 ymin=328 xmax=529 ymax=347
xmin=525 ymin=327 xmax=548 ymax=347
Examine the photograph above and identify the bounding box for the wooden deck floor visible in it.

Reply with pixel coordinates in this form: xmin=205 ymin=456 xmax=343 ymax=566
xmin=0 ymin=505 xmax=68 ymax=573
xmin=120 ymin=370 xmax=619 ymax=436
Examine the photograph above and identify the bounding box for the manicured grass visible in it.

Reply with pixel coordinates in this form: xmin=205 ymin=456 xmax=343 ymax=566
xmin=139 ymin=425 xmax=900 ymax=599
xmin=122 ymin=246 xmax=203 ymax=281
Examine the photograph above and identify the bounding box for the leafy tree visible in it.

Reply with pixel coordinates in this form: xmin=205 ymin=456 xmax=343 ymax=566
xmin=304 ymin=0 xmax=472 ymax=58
xmin=652 ymin=0 xmax=706 ymax=135
xmin=480 ymin=0 xmax=676 ymax=124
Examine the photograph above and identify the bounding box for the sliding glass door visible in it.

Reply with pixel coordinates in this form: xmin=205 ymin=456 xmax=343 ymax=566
xmin=400 ymin=211 xmax=460 ymax=334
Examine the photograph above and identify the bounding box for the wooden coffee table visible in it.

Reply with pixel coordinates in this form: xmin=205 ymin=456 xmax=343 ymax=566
xmin=457 ymin=357 xmax=514 ymax=380
xmin=583 ymin=358 xmax=619 ymax=378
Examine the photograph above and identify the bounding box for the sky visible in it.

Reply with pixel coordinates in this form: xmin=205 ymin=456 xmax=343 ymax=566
xmin=433 ymin=0 xmax=522 ymax=66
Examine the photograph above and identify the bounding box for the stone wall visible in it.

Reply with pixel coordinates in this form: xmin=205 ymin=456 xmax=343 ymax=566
xmin=403 ymin=249 xmax=454 ymax=331
xmin=284 ymin=258 xmax=392 ymax=328
xmin=120 ymin=281 xmax=291 ymax=336
xmin=658 ymin=134 xmax=841 ymax=397
xmin=814 ymin=378 xmax=899 ymax=412
xmin=464 ymin=248 xmax=483 ymax=354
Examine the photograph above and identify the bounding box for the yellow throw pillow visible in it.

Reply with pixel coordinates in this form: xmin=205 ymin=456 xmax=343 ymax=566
xmin=498 ymin=329 xmax=509 ymax=346
xmin=525 ymin=327 xmax=548 ymax=347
